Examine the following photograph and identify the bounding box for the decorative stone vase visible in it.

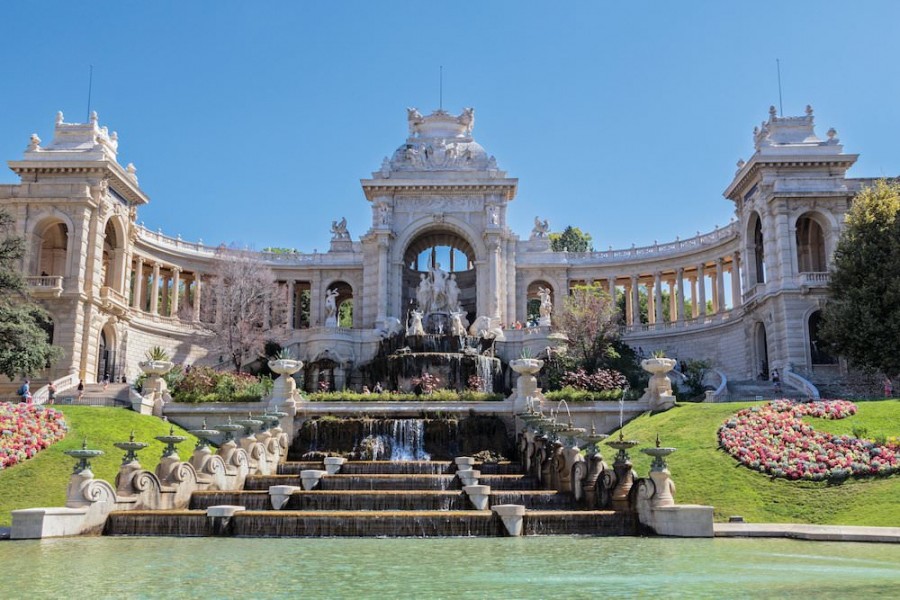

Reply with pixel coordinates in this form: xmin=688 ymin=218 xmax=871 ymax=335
xmin=509 ymin=358 xmax=545 ymax=413
xmin=640 ymin=357 xmax=677 ymax=412
xmin=138 ymin=360 xmax=174 ymax=377
xmin=268 ymin=359 xmax=303 ymax=409
xmin=137 ymin=360 xmax=175 ymax=416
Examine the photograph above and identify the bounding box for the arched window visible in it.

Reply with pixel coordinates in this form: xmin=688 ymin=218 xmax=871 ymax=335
xmin=526 ymin=281 xmax=554 ymax=326
xmin=796 ymin=214 xmax=827 ymax=272
xmin=402 ymin=230 xmax=477 ymax=320
xmin=753 ymin=216 xmax=766 ymax=284
xmin=808 ymin=311 xmax=837 ymax=365
xmin=37 ymin=222 xmax=69 ymax=276
xmin=326 ymin=281 xmax=354 ymax=328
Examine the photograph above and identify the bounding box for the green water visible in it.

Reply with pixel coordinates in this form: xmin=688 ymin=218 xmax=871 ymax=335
xmin=1 ymin=536 xmax=898 ymax=599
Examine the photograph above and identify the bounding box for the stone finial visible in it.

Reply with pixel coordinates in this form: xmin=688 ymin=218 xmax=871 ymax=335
xmin=805 ymin=104 xmax=814 ymax=116
xmin=736 ymin=159 xmax=745 ymax=171
xmin=56 ymin=111 xmax=64 ymax=125
xmin=827 ymin=127 xmax=837 ymax=140
xmin=90 ymin=111 xmax=98 ymax=125
xmin=127 ymin=163 xmax=137 ymax=176
xmin=769 ymin=105 xmax=777 ymax=119
xmin=27 ymin=133 xmax=41 ymax=152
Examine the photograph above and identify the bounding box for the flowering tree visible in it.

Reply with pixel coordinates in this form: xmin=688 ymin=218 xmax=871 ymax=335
xmin=555 ymin=284 xmax=620 ymax=373
xmin=202 ymin=247 xmax=287 ymax=372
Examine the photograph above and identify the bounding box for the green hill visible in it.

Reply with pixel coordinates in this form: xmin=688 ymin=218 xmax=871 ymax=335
xmin=0 ymin=406 xmax=199 ymax=527
xmin=611 ymin=400 xmax=900 ymax=526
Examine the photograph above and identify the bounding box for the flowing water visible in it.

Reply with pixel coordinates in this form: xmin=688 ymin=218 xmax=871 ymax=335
xmin=1 ymin=536 xmax=897 ymax=598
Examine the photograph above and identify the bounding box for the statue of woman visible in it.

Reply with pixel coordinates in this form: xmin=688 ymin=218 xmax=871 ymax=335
xmin=447 ymin=274 xmax=460 ymax=311
xmin=416 ymin=274 xmax=432 ymax=313
xmin=325 ymin=288 xmax=339 ymax=326
xmin=538 ymin=287 xmax=552 ymax=319
xmin=429 ymin=263 xmax=448 ymax=311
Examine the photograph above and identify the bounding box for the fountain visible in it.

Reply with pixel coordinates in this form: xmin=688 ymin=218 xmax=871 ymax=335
xmin=155 ymin=426 xmax=187 ymax=458
xmin=639 ymin=356 xmax=677 ymax=412
xmin=64 ymin=438 xmax=104 ymax=474
xmin=113 ymin=431 xmax=149 ymax=464
xmin=640 ymin=434 xmax=678 ymax=507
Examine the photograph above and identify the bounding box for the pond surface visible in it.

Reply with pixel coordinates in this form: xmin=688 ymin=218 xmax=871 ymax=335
xmin=1 ymin=535 xmax=898 ymax=598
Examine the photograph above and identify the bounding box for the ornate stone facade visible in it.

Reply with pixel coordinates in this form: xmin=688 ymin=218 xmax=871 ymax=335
xmin=0 ymin=105 xmax=869 ymax=389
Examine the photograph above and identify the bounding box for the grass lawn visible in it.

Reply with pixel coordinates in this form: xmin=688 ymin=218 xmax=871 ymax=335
xmin=609 ymin=399 xmax=900 ymax=526
xmin=0 ymin=406 xmax=199 ymax=527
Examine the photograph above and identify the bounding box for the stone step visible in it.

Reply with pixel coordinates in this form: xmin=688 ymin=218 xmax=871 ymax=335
xmin=104 ymin=509 xmax=638 ymax=537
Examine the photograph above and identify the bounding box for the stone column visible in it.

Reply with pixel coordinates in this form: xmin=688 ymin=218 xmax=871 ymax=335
xmin=377 ymin=238 xmax=389 ymax=325
xmin=286 ymin=280 xmax=296 ymax=329
xmin=668 ymin=280 xmax=676 ymax=323
xmin=161 ymin=269 xmax=170 ymax=316
xmin=696 ymin=263 xmax=706 ymax=318
xmin=171 ymin=267 xmax=181 ymax=317
xmin=149 ymin=262 xmax=160 ymax=315
xmin=630 ymin=275 xmax=640 ymax=326
xmin=715 ymin=258 xmax=726 ymax=314
xmin=676 ymin=267 xmax=686 ymax=324
xmin=489 ymin=241 xmax=501 ymax=319
xmin=731 ymin=252 xmax=742 ymax=308
xmin=192 ymin=273 xmax=202 ymax=322
xmin=608 ymin=277 xmax=616 ymax=305
xmin=690 ymin=275 xmax=698 ymax=318
xmin=647 ymin=281 xmax=655 ymax=325
xmin=653 ymin=272 xmax=663 ymax=325
xmin=132 ymin=257 xmax=145 ymax=309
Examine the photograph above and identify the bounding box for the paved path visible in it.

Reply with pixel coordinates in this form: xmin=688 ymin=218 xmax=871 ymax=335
xmin=715 ymin=522 xmax=900 ymax=543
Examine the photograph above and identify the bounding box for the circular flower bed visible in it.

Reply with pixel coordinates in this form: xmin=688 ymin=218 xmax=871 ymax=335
xmin=719 ymin=400 xmax=899 ymax=481
xmin=0 ymin=402 xmax=68 ymax=469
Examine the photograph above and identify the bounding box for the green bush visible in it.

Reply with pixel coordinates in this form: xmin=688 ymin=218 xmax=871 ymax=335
xmin=306 ymin=390 xmax=504 ymax=402
xmin=545 ymin=387 xmax=624 ymax=402
xmin=168 ymin=366 xmax=272 ymax=403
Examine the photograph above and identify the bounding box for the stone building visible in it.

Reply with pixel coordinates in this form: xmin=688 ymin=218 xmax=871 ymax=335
xmin=0 ymin=104 xmax=868 ymax=391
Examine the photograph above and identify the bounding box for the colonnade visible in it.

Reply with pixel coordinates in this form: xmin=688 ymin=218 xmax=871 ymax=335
xmin=576 ymin=252 xmax=742 ymax=328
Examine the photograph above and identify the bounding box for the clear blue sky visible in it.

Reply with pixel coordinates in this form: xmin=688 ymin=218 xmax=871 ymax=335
xmin=3 ymin=2 xmax=900 ymax=253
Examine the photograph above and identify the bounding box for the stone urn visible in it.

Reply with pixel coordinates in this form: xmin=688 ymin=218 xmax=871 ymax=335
xmin=137 ymin=360 xmax=175 ymax=416
xmin=138 ymin=360 xmax=174 ymax=377
xmin=640 ymin=357 xmax=677 ymax=412
xmin=268 ymin=358 xmax=303 ymax=409
xmin=509 ymin=358 xmax=545 ymax=413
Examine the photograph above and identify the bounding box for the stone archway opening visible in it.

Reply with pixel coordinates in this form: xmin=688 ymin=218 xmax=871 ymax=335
xmin=326 ymin=281 xmax=354 ymax=328
xmin=808 ymin=310 xmax=837 ymax=366
xmin=102 ymin=219 xmax=126 ymax=292
xmin=749 ymin=213 xmax=766 ymax=284
xmin=97 ymin=326 xmax=117 ymax=384
xmin=35 ymin=221 xmax=69 ymax=277
xmin=754 ymin=322 xmax=769 ymax=380
xmin=402 ymin=230 xmax=477 ymax=329
xmin=526 ymin=281 xmax=554 ymax=327
xmin=796 ymin=213 xmax=827 ymax=272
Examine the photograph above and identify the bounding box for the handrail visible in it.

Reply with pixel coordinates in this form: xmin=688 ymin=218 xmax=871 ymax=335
xmin=32 ymin=373 xmax=79 ymax=405
xmin=783 ymin=367 xmax=820 ymax=400
xmin=708 ymin=368 xmax=728 ymax=401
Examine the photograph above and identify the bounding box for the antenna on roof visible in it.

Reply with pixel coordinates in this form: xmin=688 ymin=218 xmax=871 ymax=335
xmin=776 ymin=58 xmax=783 ymax=116
xmin=439 ymin=65 xmax=443 ymax=111
xmin=86 ymin=65 xmax=94 ymax=123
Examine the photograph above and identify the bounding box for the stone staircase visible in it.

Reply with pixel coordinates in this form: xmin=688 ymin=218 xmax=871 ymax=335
xmin=724 ymin=379 xmax=806 ymax=402
xmin=104 ymin=459 xmax=638 ymax=537
xmin=55 ymin=383 xmax=133 ymax=406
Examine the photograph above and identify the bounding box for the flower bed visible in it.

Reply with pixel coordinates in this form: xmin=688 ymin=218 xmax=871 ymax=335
xmin=0 ymin=403 xmax=68 ymax=470
xmin=719 ymin=400 xmax=899 ymax=481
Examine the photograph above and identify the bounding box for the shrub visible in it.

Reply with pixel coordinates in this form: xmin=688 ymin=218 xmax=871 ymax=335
xmin=306 ymin=390 xmax=504 ymax=402
xmin=546 ymin=387 xmax=623 ymax=402
xmin=560 ymin=368 xmax=627 ymax=392
xmin=168 ymin=366 xmax=272 ymax=403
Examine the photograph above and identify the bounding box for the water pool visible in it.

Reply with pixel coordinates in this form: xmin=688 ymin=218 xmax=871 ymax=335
xmin=1 ymin=536 xmax=897 ymax=598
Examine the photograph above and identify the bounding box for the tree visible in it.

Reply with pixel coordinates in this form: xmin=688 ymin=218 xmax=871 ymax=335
xmin=555 ymin=284 xmax=620 ymax=372
xmin=0 ymin=209 xmax=61 ymax=378
xmin=203 ymin=247 xmax=287 ymax=372
xmin=549 ymin=226 xmax=593 ymax=252
xmin=820 ymin=180 xmax=900 ymax=377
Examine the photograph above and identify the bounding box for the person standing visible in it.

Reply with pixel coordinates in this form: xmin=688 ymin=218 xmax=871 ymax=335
xmin=772 ymin=369 xmax=781 ymax=396
xmin=884 ymin=377 xmax=893 ymax=398
xmin=77 ymin=379 xmax=85 ymax=401
xmin=47 ymin=381 xmax=56 ymax=405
